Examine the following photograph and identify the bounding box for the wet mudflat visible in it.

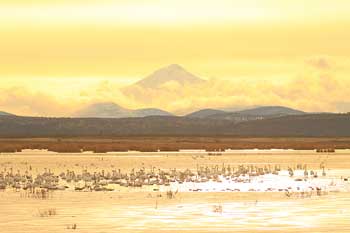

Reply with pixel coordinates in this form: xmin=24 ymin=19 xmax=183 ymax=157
xmin=1 ymin=191 xmax=350 ymax=233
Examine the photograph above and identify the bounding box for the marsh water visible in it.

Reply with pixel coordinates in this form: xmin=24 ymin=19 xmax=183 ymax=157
xmin=1 ymin=150 xmax=350 ymax=232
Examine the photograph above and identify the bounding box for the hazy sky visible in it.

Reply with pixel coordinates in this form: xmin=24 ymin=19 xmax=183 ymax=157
xmin=0 ymin=0 xmax=349 ymax=116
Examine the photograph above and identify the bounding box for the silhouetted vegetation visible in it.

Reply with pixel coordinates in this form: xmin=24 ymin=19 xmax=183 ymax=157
xmin=0 ymin=114 xmax=349 ymax=138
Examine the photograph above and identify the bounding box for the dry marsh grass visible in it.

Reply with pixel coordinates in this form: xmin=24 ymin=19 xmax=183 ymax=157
xmin=38 ymin=208 xmax=57 ymax=217
xmin=1 ymin=137 xmax=350 ymax=152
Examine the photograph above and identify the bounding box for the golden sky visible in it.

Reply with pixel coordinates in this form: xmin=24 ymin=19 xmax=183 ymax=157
xmin=0 ymin=0 xmax=350 ymax=116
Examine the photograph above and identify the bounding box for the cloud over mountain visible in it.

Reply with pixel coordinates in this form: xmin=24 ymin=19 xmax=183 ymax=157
xmin=1 ymin=57 xmax=349 ymax=117
xmin=58 ymin=59 xmax=350 ymax=115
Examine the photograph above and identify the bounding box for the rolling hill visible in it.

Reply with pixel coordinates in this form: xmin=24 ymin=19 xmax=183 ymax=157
xmin=236 ymin=106 xmax=305 ymax=116
xmin=73 ymin=102 xmax=173 ymax=118
xmin=186 ymin=109 xmax=227 ymax=118
xmin=0 ymin=111 xmax=14 ymax=116
xmin=186 ymin=106 xmax=306 ymax=122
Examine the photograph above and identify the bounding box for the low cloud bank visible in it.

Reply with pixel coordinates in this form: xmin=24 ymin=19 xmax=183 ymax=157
xmin=1 ymin=56 xmax=349 ymax=116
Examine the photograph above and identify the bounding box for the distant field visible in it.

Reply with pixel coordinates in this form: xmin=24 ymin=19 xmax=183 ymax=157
xmin=1 ymin=137 xmax=350 ymax=152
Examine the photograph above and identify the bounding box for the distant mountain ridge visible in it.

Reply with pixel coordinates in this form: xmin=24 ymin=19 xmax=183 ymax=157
xmin=75 ymin=104 xmax=306 ymax=119
xmin=74 ymin=102 xmax=173 ymax=118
